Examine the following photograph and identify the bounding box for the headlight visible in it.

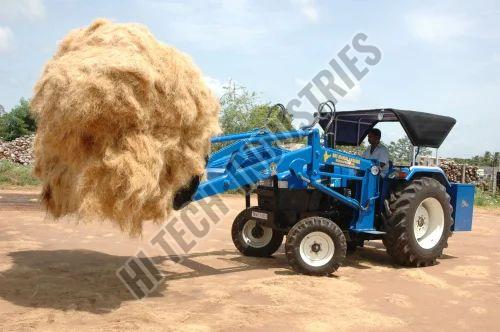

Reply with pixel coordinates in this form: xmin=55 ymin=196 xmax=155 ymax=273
xmin=371 ymin=165 xmax=380 ymax=175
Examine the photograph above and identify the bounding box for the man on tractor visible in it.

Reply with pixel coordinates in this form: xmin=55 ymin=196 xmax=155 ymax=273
xmin=362 ymin=128 xmax=390 ymax=176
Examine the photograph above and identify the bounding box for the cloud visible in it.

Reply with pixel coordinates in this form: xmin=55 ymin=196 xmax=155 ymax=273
xmin=0 ymin=0 xmax=46 ymax=21
xmin=294 ymin=77 xmax=309 ymax=87
xmin=140 ymin=0 xmax=270 ymax=52
xmin=0 ymin=27 xmax=13 ymax=53
xmin=170 ymin=22 xmax=266 ymax=51
xmin=292 ymin=0 xmax=319 ymax=23
xmin=204 ymin=76 xmax=228 ymax=97
xmin=406 ymin=13 xmax=472 ymax=43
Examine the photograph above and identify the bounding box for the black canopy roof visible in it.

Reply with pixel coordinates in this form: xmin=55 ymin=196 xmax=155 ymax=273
xmin=318 ymin=108 xmax=456 ymax=148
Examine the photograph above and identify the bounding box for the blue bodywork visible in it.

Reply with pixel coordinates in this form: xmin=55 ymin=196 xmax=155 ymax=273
xmin=449 ymin=183 xmax=475 ymax=231
xmin=193 ymin=128 xmax=474 ymax=234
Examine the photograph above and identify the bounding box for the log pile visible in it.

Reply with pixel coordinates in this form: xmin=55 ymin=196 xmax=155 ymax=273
xmin=440 ymin=160 xmax=479 ymax=183
xmin=0 ymin=135 xmax=35 ymax=165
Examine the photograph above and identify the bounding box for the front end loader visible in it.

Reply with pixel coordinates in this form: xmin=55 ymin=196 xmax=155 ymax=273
xmin=185 ymin=105 xmax=474 ymax=275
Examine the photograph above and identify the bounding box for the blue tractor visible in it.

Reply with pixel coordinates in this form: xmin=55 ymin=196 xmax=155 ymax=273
xmin=181 ymin=104 xmax=475 ymax=275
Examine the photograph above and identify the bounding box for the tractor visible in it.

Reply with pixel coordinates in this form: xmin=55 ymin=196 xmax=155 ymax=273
xmin=181 ymin=103 xmax=475 ymax=275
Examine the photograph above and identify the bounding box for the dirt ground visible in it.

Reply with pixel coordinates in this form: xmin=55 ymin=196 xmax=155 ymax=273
xmin=0 ymin=189 xmax=499 ymax=331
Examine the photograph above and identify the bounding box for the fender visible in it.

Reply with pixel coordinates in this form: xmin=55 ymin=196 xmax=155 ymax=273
xmin=405 ymin=166 xmax=451 ymax=188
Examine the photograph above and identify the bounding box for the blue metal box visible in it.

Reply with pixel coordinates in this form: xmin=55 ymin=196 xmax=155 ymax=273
xmin=450 ymin=183 xmax=475 ymax=231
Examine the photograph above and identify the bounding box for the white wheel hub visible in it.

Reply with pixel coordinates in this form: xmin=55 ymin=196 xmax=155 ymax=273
xmin=299 ymin=231 xmax=335 ymax=267
xmin=242 ymin=219 xmax=273 ymax=248
xmin=413 ymin=197 xmax=445 ymax=249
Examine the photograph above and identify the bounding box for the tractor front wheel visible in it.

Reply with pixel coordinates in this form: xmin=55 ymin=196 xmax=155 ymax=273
xmin=285 ymin=216 xmax=347 ymax=276
xmin=383 ymin=177 xmax=453 ymax=267
xmin=231 ymin=209 xmax=284 ymax=257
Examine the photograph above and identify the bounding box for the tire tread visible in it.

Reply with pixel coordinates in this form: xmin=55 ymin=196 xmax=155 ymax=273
xmin=383 ymin=177 xmax=453 ymax=266
xmin=231 ymin=209 xmax=284 ymax=257
xmin=285 ymin=216 xmax=347 ymax=276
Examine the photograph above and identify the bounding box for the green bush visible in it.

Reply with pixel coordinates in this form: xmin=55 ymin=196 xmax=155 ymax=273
xmin=474 ymin=189 xmax=500 ymax=208
xmin=0 ymin=98 xmax=37 ymax=141
xmin=0 ymin=160 xmax=40 ymax=186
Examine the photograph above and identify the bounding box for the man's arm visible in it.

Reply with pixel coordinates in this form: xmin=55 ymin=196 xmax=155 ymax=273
xmin=378 ymin=146 xmax=390 ymax=169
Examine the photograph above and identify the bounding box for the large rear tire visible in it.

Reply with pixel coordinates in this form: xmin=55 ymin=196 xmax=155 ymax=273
xmin=383 ymin=177 xmax=453 ymax=267
xmin=285 ymin=216 xmax=347 ymax=276
xmin=231 ymin=209 xmax=284 ymax=257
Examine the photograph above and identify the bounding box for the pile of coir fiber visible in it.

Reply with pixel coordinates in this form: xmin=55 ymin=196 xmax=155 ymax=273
xmin=31 ymin=19 xmax=220 ymax=235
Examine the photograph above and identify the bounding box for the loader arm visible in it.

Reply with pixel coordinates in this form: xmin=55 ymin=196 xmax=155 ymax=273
xmin=193 ymin=128 xmax=380 ymax=228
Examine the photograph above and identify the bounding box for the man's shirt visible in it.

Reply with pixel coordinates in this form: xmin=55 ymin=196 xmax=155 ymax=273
xmin=362 ymin=144 xmax=390 ymax=176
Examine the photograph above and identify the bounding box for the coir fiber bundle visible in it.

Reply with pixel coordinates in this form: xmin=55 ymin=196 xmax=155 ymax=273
xmin=31 ymin=19 xmax=220 ymax=235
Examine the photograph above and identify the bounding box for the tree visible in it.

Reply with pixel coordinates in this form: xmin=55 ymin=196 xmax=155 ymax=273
xmin=482 ymin=151 xmax=492 ymax=165
xmin=452 ymin=151 xmax=500 ymax=166
xmin=219 ymin=82 xmax=293 ymax=134
xmin=219 ymin=82 xmax=258 ymax=135
xmin=387 ymin=136 xmax=431 ymax=164
xmin=0 ymin=104 xmax=5 ymax=116
xmin=213 ymin=83 xmax=295 ymax=151
xmin=337 ymin=143 xmax=366 ymax=155
xmin=0 ymin=98 xmax=37 ymax=141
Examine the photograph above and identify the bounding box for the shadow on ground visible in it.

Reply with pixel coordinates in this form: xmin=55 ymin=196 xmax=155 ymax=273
xmin=0 ymin=249 xmax=282 ymax=314
xmin=0 ymin=250 xmax=154 ymax=313
xmin=0 ymin=243 xmax=453 ymax=313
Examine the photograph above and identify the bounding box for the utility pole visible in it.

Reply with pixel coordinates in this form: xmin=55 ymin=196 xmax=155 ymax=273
xmin=493 ymin=154 xmax=498 ymax=196
xmin=493 ymin=168 xmax=497 ymax=196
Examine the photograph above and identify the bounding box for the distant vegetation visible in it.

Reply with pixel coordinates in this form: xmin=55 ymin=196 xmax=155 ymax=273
xmin=0 ymin=98 xmax=37 ymax=141
xmin=215 ymin=83 xmax=295 ymax=151
xmin=475 ymin=190 xmax=500 ymax=208
xmin=386 ymin=137 xmax=431 ymax=164
xmin=452 ymin=152 xmax=500 ymax=167
xmin=0 ymin=160 xmax=39 ymax=187
xmin=219 ymin=83 xmax=293 ymax=135
xmin=0 ymin=93 xmax=498 ymax=203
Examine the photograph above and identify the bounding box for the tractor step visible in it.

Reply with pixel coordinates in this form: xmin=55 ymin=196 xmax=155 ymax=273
xmin=352 ymin=230 xmax=386 ymax=235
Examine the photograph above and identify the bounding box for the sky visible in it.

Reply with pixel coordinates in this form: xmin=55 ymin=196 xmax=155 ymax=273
xmin=0 ymin=0 xmax=499 ymax=158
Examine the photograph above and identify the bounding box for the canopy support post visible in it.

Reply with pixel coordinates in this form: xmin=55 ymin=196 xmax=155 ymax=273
xmin=411 ymin=146 xmax=416 ymax=166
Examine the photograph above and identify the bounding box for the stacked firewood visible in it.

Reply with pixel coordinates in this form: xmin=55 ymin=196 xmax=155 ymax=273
xmin=440 ymin=160 xmax=479 ymax=183
xmin=0 ymin=135 xmax=35 ymax=165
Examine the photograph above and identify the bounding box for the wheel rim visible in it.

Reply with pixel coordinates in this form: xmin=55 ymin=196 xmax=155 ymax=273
xmin=242 ymin=219 xmax=273 ymax=248
xmin=299 ymin=231 xmax=335 ymax=267
xmin=413 ymin=197 xmax=445 ymax=249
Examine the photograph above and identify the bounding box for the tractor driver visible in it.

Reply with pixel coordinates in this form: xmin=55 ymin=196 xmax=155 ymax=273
xmin=362 ymin=128 xmax=390 ymax=176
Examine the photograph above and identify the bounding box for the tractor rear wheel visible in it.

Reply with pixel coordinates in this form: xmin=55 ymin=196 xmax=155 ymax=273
xmin=231 ymin=209 xmax=284 ymax=257
xmin=383 ymin=177 xmax=453 ymax=267
xmin=285 ymin=216 xmax=347 ymax=276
